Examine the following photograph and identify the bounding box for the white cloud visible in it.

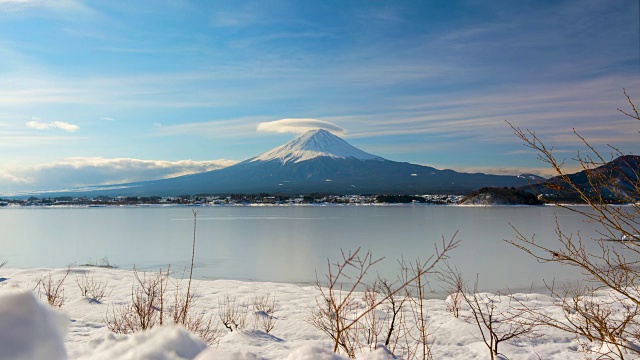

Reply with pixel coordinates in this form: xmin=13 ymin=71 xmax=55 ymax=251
xmin=0 ymin=157 xmax=239 ymax=193
xmin=257 ymin=119 xmax=345 ymax=135
xmin=51 ymin=121 xmax=79 ymax=132
xmin=25 ymin=120 xmax=79 ymax=132
xmin=100 ymin=117 xmax=114 ymax=121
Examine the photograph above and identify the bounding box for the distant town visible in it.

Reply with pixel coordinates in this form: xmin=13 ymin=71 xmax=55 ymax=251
xmin=0 ymin=193 xmax=465 ymax=207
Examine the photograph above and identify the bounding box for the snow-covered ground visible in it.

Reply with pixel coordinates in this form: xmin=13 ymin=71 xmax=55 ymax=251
xmin=0 ymin=267 xmax=608 ymax=359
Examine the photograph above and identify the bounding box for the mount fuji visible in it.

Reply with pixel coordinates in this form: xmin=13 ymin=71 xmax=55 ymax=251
xmin=51 ymin=129 xmax=539 ymax=196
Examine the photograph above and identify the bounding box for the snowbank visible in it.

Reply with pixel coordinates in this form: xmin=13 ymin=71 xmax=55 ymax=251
xmin=75 ymin=327 xmax=206 ymax=360
xmin=0 ymin=288 xmax=67 ymax=360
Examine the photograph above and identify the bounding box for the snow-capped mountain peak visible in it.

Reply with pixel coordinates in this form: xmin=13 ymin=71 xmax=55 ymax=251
xmin=250 ymin=129 xmax=385 ymax=164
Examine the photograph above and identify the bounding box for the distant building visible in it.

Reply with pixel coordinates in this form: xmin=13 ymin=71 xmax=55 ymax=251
xmin=262 ymin=197 xmax=276 ymax=204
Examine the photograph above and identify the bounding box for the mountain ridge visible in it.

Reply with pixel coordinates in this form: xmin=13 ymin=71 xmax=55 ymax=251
xmin=18 ymin=129 xmax=543 ymax=196
xmin=529 ymin=155 xmax=640 ymax=201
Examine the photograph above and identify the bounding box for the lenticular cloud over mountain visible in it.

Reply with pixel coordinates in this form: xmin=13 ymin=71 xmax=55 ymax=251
xmin=256 ymin=118 xmax=345 ymax=135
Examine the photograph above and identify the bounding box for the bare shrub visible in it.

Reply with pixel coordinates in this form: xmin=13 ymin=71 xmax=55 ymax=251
xmin=133 ymin=268 xmax=167 ymax=329
xmin=80 ymin=256 xmax=117 ymax=269
xmin=360 ymin=281 xmax=386 ymax=351
xmin=106 ymin=267 xmax=220 ymax=345
xmin=309 ymin=248 xmax=383 ymax=357
xmin=106 ymin=304 xmax=138 ymax=334
xmin=169 ymin=273 xmax=188 ymax=325
xmin=254 ymin=311 xmax=277 ymax=334
xmin=506 ymin=90 xmax=640 ymax=358
xmin=106 ymin=268 xmax=167 ymax=333
xmin=510 ymin=224 xmax=640 ymax=358
xmin=310 ymin=234 xmax=458 ymax=357
xmin=181 ymin=309 xmax=221 ymax=345
xmin=461 ymin=277 xmax=537 ymax=360
xmin=250 ymin=293 xmax=280 ymax=333
xmin=106 ymin=210 xmax=220 ymax=345
xmin=250 ymin=292 xmax=281 ymax=315
xmin=37 ymin=268 xmax=71 ymax=308
xmin=76 ymin=271 xmax=111 ymax=301
xmin=309 ymin=295 xmax=360 ymax=358
xmin=219 ymin=295 xmax=248 ymax=332
xmin=399 ymin=258 xmax=435 ymax=360
xmin=558 ymin=283 xmax=639 ymax=358
xmin=169 ymin=273 xmax=222 ymax=345
xmin=439 ymin=262 xmax=464 ymax=318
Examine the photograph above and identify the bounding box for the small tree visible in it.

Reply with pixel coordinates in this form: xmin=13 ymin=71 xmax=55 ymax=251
xmin=507 ymin=90 xmax=640 ymax=358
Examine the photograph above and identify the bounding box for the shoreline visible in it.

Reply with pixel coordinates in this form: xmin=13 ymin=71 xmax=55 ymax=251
xmin=0 ymin=202 xmax=614 ymax=209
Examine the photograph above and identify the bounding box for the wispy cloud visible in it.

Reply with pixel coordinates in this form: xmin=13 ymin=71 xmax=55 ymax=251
xmin=229 ymin=31 xmax=329 ymax=48
xmin=329 ymin=75 xmax=639 ymax=145
xmin=257 ymin=119 xmax=345 ymax=135
xmin=0 ymin=133 xmax=83 ymax=147
xmin=446 ymin=165 xmax=575 ymax=178
xmin=0 ymin=69 xmax=283 ymax=108
xmin=356 ymin=6 xmax=404 ymax=23
xmin=0 ymin=157 xmax=239 ymax=193
xmin=25 ymin=120 xmax=79 ymax=132
xmin=0 ymin=1 xmax=637 ymax=178
xmin=0 ymin=0 xmax=96 ymax=17
xmin=210 ymin=7 xmax=263 ymax=28
xmin=153 ymin=117 xmax=268 ymax=138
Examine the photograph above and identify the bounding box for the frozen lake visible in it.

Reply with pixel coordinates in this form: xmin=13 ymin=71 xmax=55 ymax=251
xmin=0 ymin=205 xmax=607 ymax=292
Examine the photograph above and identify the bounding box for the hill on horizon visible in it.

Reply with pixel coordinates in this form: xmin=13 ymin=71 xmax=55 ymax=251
xmin=528 ymin=155 xmax=640 ymax=202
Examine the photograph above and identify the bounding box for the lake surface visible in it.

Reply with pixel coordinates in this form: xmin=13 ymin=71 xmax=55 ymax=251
xmin=0 ymin=205 xmax=611 ymax=292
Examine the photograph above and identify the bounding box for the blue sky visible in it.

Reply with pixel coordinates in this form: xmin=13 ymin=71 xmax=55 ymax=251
xmin=0 ymin=0 xmax=639 ymax=193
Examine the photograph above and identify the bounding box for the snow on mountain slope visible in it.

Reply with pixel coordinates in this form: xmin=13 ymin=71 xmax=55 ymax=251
xmin=250 ymin=129 xmax=384 ymax=164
